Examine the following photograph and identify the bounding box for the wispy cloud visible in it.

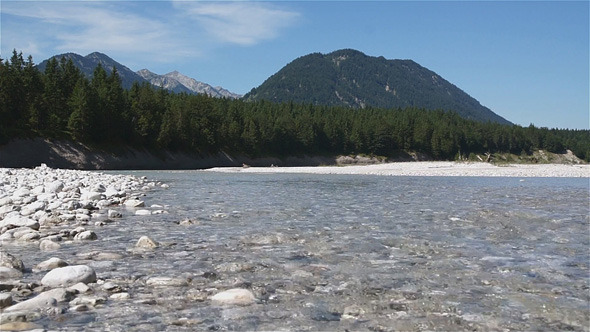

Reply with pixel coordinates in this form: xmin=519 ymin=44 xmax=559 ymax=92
xmin=172 ymin=1 xmax=300 ymax=46
xmin=1 ymin=1 xmax=299 ymax=65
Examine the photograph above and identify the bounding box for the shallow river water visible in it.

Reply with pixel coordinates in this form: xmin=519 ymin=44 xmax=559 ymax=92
xmin=11 ymin=172 xmax=590 ymax=331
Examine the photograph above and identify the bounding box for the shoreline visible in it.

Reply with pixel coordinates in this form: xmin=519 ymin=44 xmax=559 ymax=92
xmin=204 ymin=161 xmax=590 ymax=178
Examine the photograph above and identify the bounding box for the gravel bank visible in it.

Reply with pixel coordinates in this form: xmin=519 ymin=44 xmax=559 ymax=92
xmin=206 ymin=161 xmax=590 ymax=178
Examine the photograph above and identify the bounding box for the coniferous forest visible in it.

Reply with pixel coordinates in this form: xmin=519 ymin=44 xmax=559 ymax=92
xmin=1 ymin=51 xmax=589 ymax=162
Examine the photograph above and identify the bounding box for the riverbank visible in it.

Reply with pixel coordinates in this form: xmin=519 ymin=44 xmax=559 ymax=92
xmin=206 ymin=161 xmax=590 ymax=178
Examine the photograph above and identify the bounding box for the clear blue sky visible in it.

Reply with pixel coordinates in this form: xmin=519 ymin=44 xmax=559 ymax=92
xmin=1 ymin=1 xmax=588 ymax=129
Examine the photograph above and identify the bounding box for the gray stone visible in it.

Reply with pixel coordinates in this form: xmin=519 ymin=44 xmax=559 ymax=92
xmin=0 ymin=267 xmax=23 ymax=280
xmin=41 ymin=265 xmax=97 ymax=287
xmin=74 ymin=230 xmax=97 ymax=241
xmin=46 ymin=180 xmax=64 ymax=193
xmin=4 ymin=292 xmax=58 ymax=312
xmin=136 ymin=236 xmax=159 ymax=249
xmin=67 ymin=282 xmax=90 ymax=294
xmin=0 ymin=292 xmax=13 ymax=308
xmin=39 ymin=239 xmax=61 ymax=251
xmin=107 ymin=209 xmax=122 ymax=218
xmin=34 ymin=257 xmax=68 ymax=272
xmin=210 ymin=288 xmax=256 ymax=306
xmin=0 ymin=215 xmax=39 ymax=230
xmin=146 ymin=277 xmax=188 ymax=287
xmin=0 ymin=252 xmax=24 ymax=271
xmin=124 ymin=199 xmax=145 ymax=208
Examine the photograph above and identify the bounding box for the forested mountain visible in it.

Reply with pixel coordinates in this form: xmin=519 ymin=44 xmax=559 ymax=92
xmin=1 ymin=50 xmax=588 ymax=164
xmin=137 ymin=69 xmax=242 ymax=98
xmin=245 ymin=49 xmax=511 ymax=125
xmin=37 ymin=52 xmax=147 ymax=89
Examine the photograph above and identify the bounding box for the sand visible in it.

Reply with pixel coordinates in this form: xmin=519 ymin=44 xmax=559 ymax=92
xmin=204 ymin=161 xmax=590 ymax=178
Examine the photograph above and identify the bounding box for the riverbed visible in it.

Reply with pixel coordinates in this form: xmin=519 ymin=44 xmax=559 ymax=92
xmin=1 ymin=168 xmax=589 ymax=331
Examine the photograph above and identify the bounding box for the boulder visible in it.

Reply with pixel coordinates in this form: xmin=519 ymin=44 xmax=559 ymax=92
xmin=210 ymin=288 xmax=256 ymax=306
xmin=41 ymin=265 xmax=96 ymax=287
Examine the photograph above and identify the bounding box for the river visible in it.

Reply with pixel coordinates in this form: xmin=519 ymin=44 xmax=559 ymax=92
xmin=12 ymin=171 xmax=590 ymax=331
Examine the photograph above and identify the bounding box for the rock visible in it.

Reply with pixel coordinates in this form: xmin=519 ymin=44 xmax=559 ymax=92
xmin=135 ymin=209 xmax=151 ymax=216
xmin=20 ymin=201 xmax=45 ymax=216
xmin=0 ymin=267 xmax=23 ymax=279
xmin=0 ymin=252 xmax=24 ymax=271
xmin=0 ymin=196 xmax=13 ymax=207
xmin=68 ymin=282 xmax=90 ymax=294
xmin=146 ymin=277 xmax=188 ymax=287
xmin=210 ymin=288 xmax=256 ymax=306
xmin=136 ymin=236 xmax=159 ymax=249
xmin=69 ymin=295 xmax=106 ymax=307
xmin=46 ymin=180 xmax=64 ymax=193
xmin=0 ymin=292 xmax=13 ymax=308
xmin=0 ymin=215 xmax=39 ymax=230
xmin=74 ymin=230 xmax=97 ymax=241
xmin=41 ymin=265 xmax=97 ymax=287
xmin=39 ymin=239 xmax=61 ymax=251
xmin=38 ymin=287 xmax=75 ymax=302
xmin=109 ymin=292 xmax=130 ymax=300
xmin=4 ymin=292 xmax=58 ymax=312
xmin=0 ymin=322 xmax=44 ymax=331
xmin=124 ymin=199 xmax=145 ymax=208
xmin=34 ymin=257 xmax=68 ymax=272
xmin=108 ymin=209 xmax=122 ymax=218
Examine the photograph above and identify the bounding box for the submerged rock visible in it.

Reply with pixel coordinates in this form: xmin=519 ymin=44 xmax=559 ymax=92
xmin=136 ymin=236 xmax=159 ymax=249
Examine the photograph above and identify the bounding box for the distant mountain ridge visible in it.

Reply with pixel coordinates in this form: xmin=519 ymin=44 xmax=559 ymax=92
xmin=137 ymin=69 xmax=242 ymax=99
xmin=37 ymin=52 xmax=241 ymax=98
xmin=245 ymin=49 xmax=511 ymax=124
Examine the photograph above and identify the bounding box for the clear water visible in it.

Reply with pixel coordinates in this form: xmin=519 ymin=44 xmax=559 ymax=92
xmin=11 ymin=172 xmax=590 ymax=331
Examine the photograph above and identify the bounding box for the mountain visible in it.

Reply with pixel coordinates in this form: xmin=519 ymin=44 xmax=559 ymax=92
xmin=37 ymin=52 xmax=241 ymax=98
xmin=244 ymin=49 xmax=511 ymax=125
xmin=37 ymin=52 xmax=147 ymax=89
xmin=137 ymin=70 xmax=242 ymax=99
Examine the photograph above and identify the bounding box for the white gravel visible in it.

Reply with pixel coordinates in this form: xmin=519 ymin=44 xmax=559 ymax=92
xmin=205 ymin=161 xmax=590 ymax=178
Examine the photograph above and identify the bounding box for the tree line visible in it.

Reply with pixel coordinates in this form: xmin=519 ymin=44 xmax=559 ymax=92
xmin=1 ymin=50 xmax=588 ymax=162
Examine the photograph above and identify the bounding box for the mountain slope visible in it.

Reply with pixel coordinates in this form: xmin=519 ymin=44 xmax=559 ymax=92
xmin=37 ymin=52 xmax=147 ymax=89
xmin=244 ymin=49 xmax=511 ymax=124
xmin=138 ymin=70 xmax=242 ymax=99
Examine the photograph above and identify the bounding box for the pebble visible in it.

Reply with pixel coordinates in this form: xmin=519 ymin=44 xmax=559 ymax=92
xmin=210 ymin=288 xmax=256 ymax=306
xmin=136 ymin=236 xmax=159 ymax=249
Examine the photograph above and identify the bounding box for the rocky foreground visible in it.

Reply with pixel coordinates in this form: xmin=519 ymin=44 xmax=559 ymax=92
xmin=0 ymin=165 xmax=251 ymax=330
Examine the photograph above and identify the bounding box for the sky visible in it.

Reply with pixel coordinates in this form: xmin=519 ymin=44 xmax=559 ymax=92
xmin=1 ymin=0 xmax=588 ymax=130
